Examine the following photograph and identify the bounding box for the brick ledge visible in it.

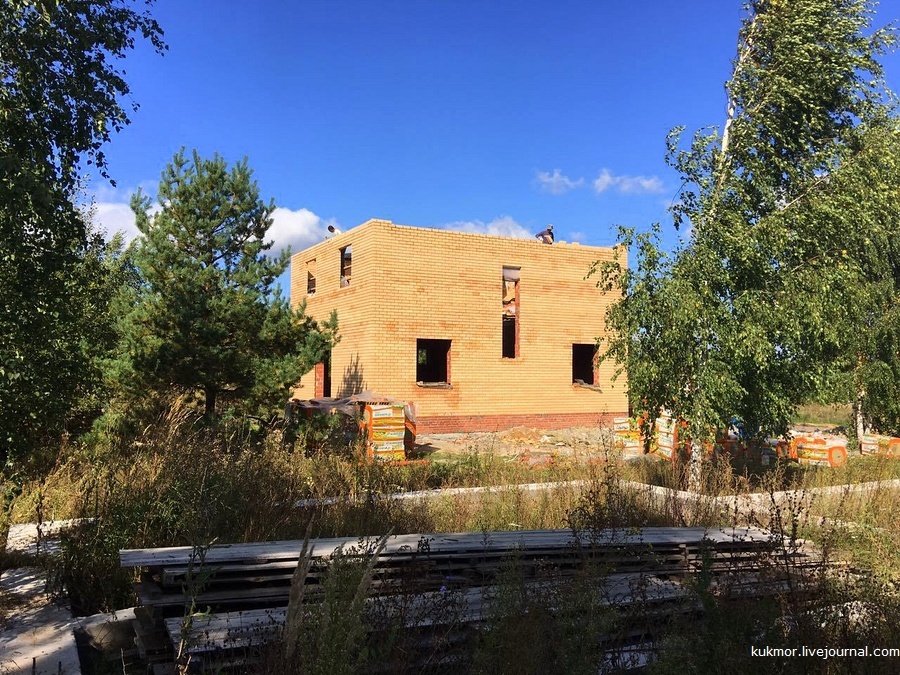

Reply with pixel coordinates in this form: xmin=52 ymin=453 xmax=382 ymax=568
xmin=416 ymin=412 xmax=626 ymax=434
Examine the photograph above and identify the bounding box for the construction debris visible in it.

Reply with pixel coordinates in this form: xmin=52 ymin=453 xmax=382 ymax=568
xmin=120 ymin=526 xmax=822 ymax=672
xmin=286 ymin=390 xmax=416 ymax=460
xmin=614 ymin=413 xmax=852 ymax=468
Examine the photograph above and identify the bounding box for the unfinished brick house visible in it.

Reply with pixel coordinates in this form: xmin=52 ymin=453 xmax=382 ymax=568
xmin=290 ymin=219 xmax=628 ymax=433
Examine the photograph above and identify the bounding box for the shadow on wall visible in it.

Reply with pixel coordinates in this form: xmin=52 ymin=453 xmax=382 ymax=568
xmin=341 ymin=353 xmax=366 ymax=396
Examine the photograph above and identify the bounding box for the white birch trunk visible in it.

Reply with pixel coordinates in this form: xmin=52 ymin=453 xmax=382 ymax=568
xmin=855 ymin=384 xmax=866 ymax=446
xmin=688 ymin=439 xmax=703 ymax=494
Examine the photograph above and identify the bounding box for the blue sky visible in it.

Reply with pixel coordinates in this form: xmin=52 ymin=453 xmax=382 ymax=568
xmin=90 ymin=0 xmax=900 ymax=295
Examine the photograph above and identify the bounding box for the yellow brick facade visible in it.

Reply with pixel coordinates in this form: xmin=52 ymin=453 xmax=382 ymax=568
xmin=290 ymin=219 xmax=628 ymax=432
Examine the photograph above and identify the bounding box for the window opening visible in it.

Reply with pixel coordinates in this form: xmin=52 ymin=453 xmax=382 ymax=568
xmin=340 ymin=245 xmax=352 ymax=287
xmin=307 ymin=259 xmax=316 ymax=296
xmin=502 ymin=266 xmax=520 ymax=358
xmin=417 ymin=339 xmax=451 ymax=384
xmin=572 ymin=344 xmax=598 ymax=384
xmin=502 ymin=316 xmax=517 ymax=358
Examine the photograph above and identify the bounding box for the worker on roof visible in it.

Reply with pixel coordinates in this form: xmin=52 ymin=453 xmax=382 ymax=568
xmin=535 ymin=224 xmax=554 ymax=244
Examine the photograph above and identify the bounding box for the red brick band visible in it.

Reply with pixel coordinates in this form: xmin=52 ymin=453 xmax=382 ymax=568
xmin=416 ymin=412 xmax=627 ymax=434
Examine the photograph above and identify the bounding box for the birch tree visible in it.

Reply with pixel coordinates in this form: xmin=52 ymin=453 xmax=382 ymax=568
xmin=597 ymin=0 xmax=898 ymax=469
xmin=0 ymin=1 xmax=164 ymax=468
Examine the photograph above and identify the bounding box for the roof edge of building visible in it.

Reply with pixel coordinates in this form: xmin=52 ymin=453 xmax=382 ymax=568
xmin=291 ymin=217 xmax=616 ymax=258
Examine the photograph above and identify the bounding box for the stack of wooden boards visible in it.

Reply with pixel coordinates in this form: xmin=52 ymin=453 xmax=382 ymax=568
xmin=120 ymin=527 xmax=821 ymax=673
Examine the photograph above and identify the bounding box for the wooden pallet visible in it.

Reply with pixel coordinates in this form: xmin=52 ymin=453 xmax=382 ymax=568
xmin=121 ymin=527 xmax=819 ymax=671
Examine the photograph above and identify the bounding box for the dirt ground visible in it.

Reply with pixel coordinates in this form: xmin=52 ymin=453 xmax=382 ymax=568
xmin=415 ymin=426 xmax=623 ymax=463
xmin=414 ymin=423 xmax=849 ymax=465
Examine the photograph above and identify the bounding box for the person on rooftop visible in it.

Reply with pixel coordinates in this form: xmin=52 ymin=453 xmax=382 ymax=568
xmin=535 ymin=224 xmax=554 ymax=244
xmin=325 ymin=224 xmax=343 ymax=239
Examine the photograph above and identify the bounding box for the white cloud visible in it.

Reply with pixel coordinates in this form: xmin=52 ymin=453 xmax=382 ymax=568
xmin=618 ymin=175 xmax=664 ymax=194
xmin=593 ymin=169 xmax=616 ymax=194
xmin=89 ymin=182 xmax=335 ymax=257
xmin=438 ymin=215 xmax=533 ymax=239
xmin=266 ymin=207 xmax=337 ymax=257
xmin=569 ymin=230 xmax=586 ymax=243
xmin=535 ymin=168 xmax=584 ymax=195
xmin=94 ymin=201 xmax=141 ymax=243
xmin=593 ymin=169 xmax=664 ymax=195
xmin=86 ymin=181 xmax=156 ymax=244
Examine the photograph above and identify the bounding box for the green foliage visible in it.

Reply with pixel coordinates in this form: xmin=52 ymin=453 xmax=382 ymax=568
xmin=596 ymin=0 xmax=899 ymax=441
xmin=279 ymin=536 xmax=389 ymax=675
xmin=473 ymin=554 xmax=615 ymax=675
xmin=807 ymin=120 xmax=900 ymax=434
xmin=289 ymin=412 xmax=361 ymax=458
xmin=0 ymin=1 xmax=165 ymax=195
xmin=109 ymin=149 xmax=337 ymax=421
xmin=0 ymin=1 xmax=164 ymax=470
xmin=1 ymin=217 xmax=138 ymax=472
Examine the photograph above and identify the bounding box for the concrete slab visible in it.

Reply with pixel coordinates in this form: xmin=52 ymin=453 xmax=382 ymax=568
xmin=5 ymin=520 xmax=89 ymax=557
xmin=2 ymin=521 xmax=87 ymax=674
xmin=0 ymin=567 xmax=80 ymax=675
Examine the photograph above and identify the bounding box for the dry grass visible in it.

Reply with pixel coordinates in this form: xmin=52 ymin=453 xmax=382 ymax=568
xmin=4 ymin=415 xmax=900 ymax=672
xmin=794 ymin=403 xmax=853 ymax=427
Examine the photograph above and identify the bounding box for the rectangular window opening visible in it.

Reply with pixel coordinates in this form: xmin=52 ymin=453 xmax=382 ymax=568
xmin=417 ymin=339 xmax=451 ymax=384
xmin=340 ymin=245 xmax=352 ymax=287
xmin=502 ymin=316 xmax=517 ymax=358
xmin=572 ymin=343 xmax=598 ymax=385
xmin=502 ymin=266 xmax=520 ymax=358
xmin=306 ymin=259 xmax=317 ymax=296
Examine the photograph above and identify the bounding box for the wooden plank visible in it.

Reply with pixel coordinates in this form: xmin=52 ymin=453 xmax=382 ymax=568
xmin=153 ymin=544 xmax=792 ymax=583
xmin=160 ymin=570 xmax=739 ymax=660
xmin=151 ymin=549 xmax=808 ymax=603
xmin=136 ymin=584 xmax=299 ymax=609
xmin=121 ymin=527 xmax=776 ymax=568
xmin=165 ymin=609 xmax=282 ymax=655
xmin=148 ymin=556 xmax=800 ymax=606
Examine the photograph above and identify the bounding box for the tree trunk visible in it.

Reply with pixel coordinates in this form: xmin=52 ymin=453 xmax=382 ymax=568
xmin=205 ymin=386 xmax=217 ymax=420
xmin=688 ymin=439 xmax=703 ymax=494
xmin=854 ymin=384 xmax=865 ymax=445
xmin=853 ymin=354 xmax=866 ymax=446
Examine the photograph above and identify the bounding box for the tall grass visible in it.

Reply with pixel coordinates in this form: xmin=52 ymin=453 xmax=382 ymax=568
xmin=793 ymin=403 xmax=853 ymax=427
xmin=4 ymin=410 xmax=900 ymax=672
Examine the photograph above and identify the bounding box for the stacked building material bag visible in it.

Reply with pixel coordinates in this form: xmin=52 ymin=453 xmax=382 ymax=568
xmin=364 ymin=403 xmax=407 ymax=461
xmin=652 ymin=413 xmax=677 ymax=461
xmin=791 ymin=434 xmax=848 ymax=468
xmin=860 ymin=434 xmax=900 ymax=458
xmin=612 ymin=417 xmax=642 ymax=456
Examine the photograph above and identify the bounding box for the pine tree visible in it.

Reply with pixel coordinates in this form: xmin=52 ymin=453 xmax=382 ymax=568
xmin=112 ymin=150 xmax=336 ymax=420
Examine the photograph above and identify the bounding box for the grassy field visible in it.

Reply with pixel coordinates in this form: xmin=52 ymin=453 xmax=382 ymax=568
xmin=793 ymin=403 xmax=853 ymax=427
xmin=2 ymin=417 xmax=900 ymax=673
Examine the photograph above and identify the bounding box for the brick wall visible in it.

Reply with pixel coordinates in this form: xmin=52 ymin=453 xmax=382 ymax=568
xmin=291 ymin=220 xmax=628 ymax=427
xmin=416 ymin=412 xmax=622 ymax=434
